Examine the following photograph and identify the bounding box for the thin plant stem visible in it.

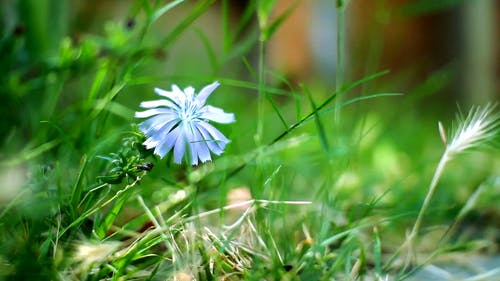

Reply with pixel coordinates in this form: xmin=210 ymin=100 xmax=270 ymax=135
xmin=184 ymin=199 xmax=311 ymax=223
xmin=335 ymin=1 xmax=345 ymax=124
xmin=254 ymin=37 xmax=266 ymax=199
xmin=404 ymin=150 xmax=450 ymax=266
xmin=410 ymin=151 xmax=449 ymax=239
xmin=256 ymin=38 xmax=266 ymax=146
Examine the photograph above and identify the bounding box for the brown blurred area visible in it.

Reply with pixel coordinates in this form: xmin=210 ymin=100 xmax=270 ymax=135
xmin=265 ymin=0 xmax=499 ymax=105
xmin=59 ymin=0 xmax=500 ymax=105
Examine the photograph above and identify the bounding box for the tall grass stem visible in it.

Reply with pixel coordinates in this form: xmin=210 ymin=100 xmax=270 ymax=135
xmin=406 ymin=151 xmax=449 ymax=261
xmin=256 ymin=39 xmax=266 ymax=146
xmin=335 ymin=1 xmax=346 ymax=124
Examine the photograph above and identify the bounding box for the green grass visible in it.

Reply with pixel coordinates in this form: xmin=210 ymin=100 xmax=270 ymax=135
xmin=0 ymin=1 xmax=499 ymax=280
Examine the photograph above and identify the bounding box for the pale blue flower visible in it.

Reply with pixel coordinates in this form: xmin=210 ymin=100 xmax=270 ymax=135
xmin=135 ymin=81 xmax=235 ymax=165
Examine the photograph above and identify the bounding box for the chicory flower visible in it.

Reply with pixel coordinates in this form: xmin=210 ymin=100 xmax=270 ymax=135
xmin=135 ymin=81 xmax=235 ymax=165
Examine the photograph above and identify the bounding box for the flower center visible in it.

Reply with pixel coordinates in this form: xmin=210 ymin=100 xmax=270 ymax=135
xmin=179 ymin=100 xmax=201 ymax=122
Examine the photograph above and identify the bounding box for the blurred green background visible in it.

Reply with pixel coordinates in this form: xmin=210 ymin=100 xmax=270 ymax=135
xmin=0 ymin=0 xmax=498 ymax=279
xmin=1 ymin=0 xmax=498 ymax=197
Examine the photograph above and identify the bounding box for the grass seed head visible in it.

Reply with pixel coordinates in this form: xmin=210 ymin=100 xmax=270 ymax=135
xmin=446 ymin=104 xmax=499 ymax=157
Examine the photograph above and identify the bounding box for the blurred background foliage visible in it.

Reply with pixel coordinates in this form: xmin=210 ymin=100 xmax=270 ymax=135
xmin=0 ymin=0 xmax=498 ymax=280
xmin=1 ymin=0 xmax=497 ymax=194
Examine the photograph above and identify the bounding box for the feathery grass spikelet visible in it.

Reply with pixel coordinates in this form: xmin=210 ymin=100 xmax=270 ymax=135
xmin=403 ymin=104 xmax=500 ymax=268
xmin=446 ymin=104 xmax=499 ymax=156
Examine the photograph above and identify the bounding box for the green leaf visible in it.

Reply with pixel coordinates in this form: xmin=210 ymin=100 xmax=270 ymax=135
xmin=303 ymin=85 xmax=329 ymax=153
xmin=95 ymin=191 xmax=130 ymax=239
xmin=150 ymin=0 xmax=184 ymax=23
xmin=266 ymin=94 xmax=288 ymax=131
xmin=261 ymin=0 xmax=298 ymax=41
xmin=267 ymin=70 xmax=302 ymax=122
xmin=257 ymin=0 xmax=278 ymax=29
xmin=0 ymin=139 xmax=61 ymax=166
xmin=269 ymin=70 xmax=391 ymax=146
xmin=373 ymin=227 xmax=382 ymax=276
xmin=160 ymin=0 xmax=216 ymax=48
xmin=86 ymin=59 xmax=109 ymax=108
xmin=324 ymin=92 xmax=403 ymax=114
xmin=70 ymin=155 xmax=88 ymax=218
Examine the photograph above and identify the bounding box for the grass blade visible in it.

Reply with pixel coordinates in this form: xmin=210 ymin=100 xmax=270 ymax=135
xmin=151 ymin=0 xmax=184 ymax=23
xmin=160 ymin=0 xmax=216 ymax=49
xmin=70 ymin=155 xmax=88 ymax=218
xmin=303 ymin=84 xmax=329 ymax=153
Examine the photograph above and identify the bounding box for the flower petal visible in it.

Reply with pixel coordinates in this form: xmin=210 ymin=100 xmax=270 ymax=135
xmin=153 ymin=125 xmax=182 ymax=158
xmin=196 ymin=81 xmax=219 ymax=105
xmin=184 ymin=86 xmax=195 ymax=96
xmin=201 ymin=105 xmax=236 ymax=124
xmin=140 ymin=99 xmax=176 ymax=109
xmin=196 ymin=121 xmax=230 ymax=155
xmin=138 ymin=114 xmax=177 ymax=136
xmin=183 ymin=123 xmax=198 ymax=165
xmin=173 ymin=125 xmax=187 ymax=164
xmin=188 ymin=123 xmax=211 ymax=164
xmin=135 ymin=108 xmax=174 ymax=118
xmin=154 ymin=88 xmax=179 ymax=103
xmin=171 ymin=85 xmax=187 ymax=104
xmin=142 ymin=119 xmax=179 ymax=149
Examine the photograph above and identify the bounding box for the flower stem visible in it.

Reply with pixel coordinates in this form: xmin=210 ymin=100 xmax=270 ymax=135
xmin=335 ymin=1 xmax=345 ymax=124
xmin=405 ymin=150 xmax=450 ymax=264
xmin=256 ymin=38 xmax=266 ymax=146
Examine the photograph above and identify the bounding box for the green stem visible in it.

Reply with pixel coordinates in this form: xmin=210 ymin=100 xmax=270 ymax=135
xmin=405 ymin=150 xmax=450 ymax=265
xmin=256 ymin=38 xmax=266 ymax=146
xmin=412 ymin=152 xmax=449 ymax=236
xmin=253 ymin=38 xmax=266 ymax=199
xmin=335 ymin=1 xmax=345 ymax=124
